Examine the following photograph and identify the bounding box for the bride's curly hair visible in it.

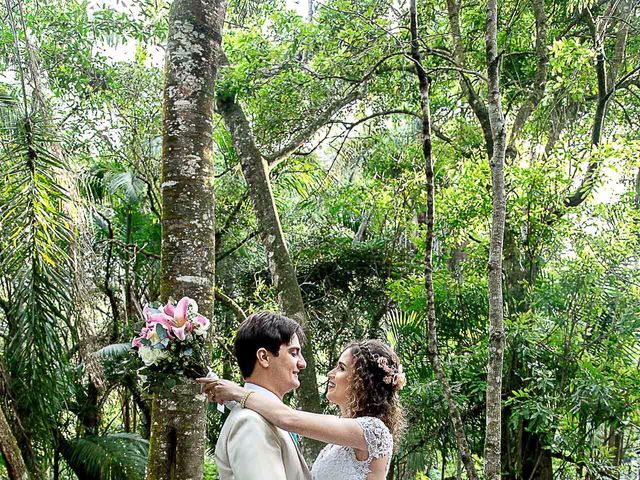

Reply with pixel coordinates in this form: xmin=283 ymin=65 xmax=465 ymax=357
xmin=344 ymin=339 xmax=406 ymax=446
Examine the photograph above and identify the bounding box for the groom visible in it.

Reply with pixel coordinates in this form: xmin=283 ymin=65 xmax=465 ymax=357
xmin=205 ymin=311 xmax=311 ymax=480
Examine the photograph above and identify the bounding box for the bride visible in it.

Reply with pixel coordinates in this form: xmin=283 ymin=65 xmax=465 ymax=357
xmin=202 ymin=339 xmax=406 ymax=480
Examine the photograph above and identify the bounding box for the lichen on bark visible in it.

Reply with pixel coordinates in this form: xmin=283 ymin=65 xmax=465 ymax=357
xmin=145 ymin=381 xmax=207 ymax=480
xmin=146 ymin=0 xmax=227 ymax=478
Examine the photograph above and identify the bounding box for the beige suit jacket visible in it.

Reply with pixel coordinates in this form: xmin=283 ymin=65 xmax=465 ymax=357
xmin=215 ymin=406 xmax=311 ymax=480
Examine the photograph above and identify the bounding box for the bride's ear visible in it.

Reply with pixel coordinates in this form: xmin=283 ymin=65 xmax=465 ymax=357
xmin=256 ymin=348 xmax=270 ymax=368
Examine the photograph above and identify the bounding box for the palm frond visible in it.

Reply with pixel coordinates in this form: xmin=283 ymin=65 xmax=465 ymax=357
xmin=104 ymin=171 xmax=146 ymax=204
xmin=384 ymin=309 xmax=424 ymax=346
xmin=383 ymin=309 xmax=426 ymax=375
xmin=274 ymin=156 xmax=327 ymax=208
xmin=0 ymin=113 xmax=75 ymax=441
xmin=0 ymin=82 xmax=16 ymax=106
xmin=65 ymin=433 xmax=149 ymax=480
xmin=227 ymin=0 xmax=264 ymax=27
xmin=0 ymin=92 xmax=16 ymax=108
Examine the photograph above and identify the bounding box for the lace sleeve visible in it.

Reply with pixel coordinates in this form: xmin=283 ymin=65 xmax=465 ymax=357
xmin=356 ymin=416 xmax=393 ymax=460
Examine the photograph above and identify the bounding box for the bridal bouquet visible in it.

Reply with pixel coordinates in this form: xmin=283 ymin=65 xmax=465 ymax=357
xmin=131 ymin=297 xmax=211 ymax=389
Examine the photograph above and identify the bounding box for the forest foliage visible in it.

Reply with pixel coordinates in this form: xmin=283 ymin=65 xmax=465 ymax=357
xmin=0 ymin=0 xmax=638 ymax=478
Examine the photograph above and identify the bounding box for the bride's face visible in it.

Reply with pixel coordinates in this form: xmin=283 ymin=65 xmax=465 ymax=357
xmin=326 ymin=348 xmax=353 ymax=406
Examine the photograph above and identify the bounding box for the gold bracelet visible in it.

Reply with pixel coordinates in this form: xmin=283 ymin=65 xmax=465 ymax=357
xmin=239 ymin=390 xmax=254 ymax=408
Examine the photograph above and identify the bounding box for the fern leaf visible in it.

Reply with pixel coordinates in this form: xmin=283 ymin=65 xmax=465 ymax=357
xmin=66 ymin=433 xmax=149 ymax=480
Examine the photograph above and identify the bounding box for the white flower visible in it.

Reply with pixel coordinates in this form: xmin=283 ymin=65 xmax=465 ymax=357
xmin=192 ymin=314 xmax=210 ymax=336
xmin=193 ymin=325 xmax=208 ymax=336
xmin=139 ymin=346 xmax=170 ymax=366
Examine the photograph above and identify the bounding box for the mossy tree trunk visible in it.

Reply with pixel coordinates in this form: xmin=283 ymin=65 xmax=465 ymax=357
xmin=217 ymin=94 xmax=324 ymax=460
xmin=409 ymin=1 xmax=479 ymax=479
xmin=0 ymin=406 xmax=29 ymax=480
xmin=484 ymin=0 xmax=507 ymax=478
xmin=146 ymin=0 xmax=226 ymax=478
xmin=146 ymin=383 xmax=208 ymax=480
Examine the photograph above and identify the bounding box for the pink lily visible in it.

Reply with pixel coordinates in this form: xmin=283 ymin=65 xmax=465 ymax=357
xmin=173 ymin=320 xmax=193 ymax=340
xmin=173 ymin=297 xmax=192 ymax=327
xmin=146 ymin=313 xmax=174 ymax=330
xmin=132 ymin=337 xmax=142 ymax=348
xmin=162 ymin=302 xmax=175 ymax=317
xmin=172 ymin=325 xmax=187 ymax=340
xmin=147 ymin=321 xmax=174 ymax=340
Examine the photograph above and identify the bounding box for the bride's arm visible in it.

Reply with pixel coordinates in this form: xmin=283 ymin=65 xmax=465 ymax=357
xmin=197 ymin=378 xmax=367 ymax=451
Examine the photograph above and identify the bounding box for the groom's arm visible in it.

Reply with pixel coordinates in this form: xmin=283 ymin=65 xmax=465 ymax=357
xmin=227 ymin=412 xmax=287 ymax=479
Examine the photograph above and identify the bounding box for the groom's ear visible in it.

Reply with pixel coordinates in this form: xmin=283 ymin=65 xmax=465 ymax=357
xmin=256 ymin=348 xmax=270 ymax=369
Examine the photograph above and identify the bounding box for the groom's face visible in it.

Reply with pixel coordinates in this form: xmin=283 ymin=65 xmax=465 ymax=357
xmin=269 ymin=333 xmax=306 ymax=395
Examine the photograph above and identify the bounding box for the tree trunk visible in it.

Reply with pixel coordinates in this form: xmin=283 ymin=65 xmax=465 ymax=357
xmin=148 ymin=0 xmax=226 ymax=478
xmin=409 ymin=1 xmax=479 ymax=479
xmin=146 ymin=382 xmax=208 ymax=480
xmin=307 ymin=0 xmax=314 ymax=21
xmin=506 ymin=0 xmax=547 ymax=162
xmin=635 ymin=167 xmax=640 ymax=209
xmin=79 ymin=382 xmax=99 ymax=436
xmin=217 ymin=94 xmax=324 ymax=460
xmin=521 ymin=426 xmax=553 ymax=480
xmin=159 ymin=0 xmax=223 ymax=310
xmin=0 ymin=406 xmax=29 ymax=480
xmin=484 ymin=0 xmax=507 ymax=479
xmin=446 ymin=0 xmax=494 ymax=159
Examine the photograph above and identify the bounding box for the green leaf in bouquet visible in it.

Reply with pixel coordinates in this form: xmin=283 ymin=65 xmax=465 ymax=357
xmin=156 ymin=324 xmax=168 ymax=340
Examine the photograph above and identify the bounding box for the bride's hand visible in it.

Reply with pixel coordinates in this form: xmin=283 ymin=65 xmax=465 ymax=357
xmin=196 ymin=377 xmax=246 ymax=403
xmin=214 ymin=379 xmax=247 ymax=402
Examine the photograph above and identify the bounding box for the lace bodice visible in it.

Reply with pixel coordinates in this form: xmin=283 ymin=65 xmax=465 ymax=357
xmin=311 ymin=417 xmax=393 ymax=480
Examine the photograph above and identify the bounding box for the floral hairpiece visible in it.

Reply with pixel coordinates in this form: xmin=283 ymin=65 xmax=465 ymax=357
xmin=375 ymin=355 xmax=406 ymax=390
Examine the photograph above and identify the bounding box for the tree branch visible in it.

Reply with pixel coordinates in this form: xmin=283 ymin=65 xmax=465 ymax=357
xmin=328 ymin=109 xmax=421 ymax=129
xmin=214 ymin=288 xmax=246 ymax=322
xmin=506 ymin=0 xmax=548 ymax=159
xmin=215 ymin=191 xmax=250 ymax=248
xmin=446 ymin=0 xmax=494 ymax=158
xmin=564 ymin=0 xmax=632 ymax=208
xmin=95 ymin=210 xmax=120 ymax=341
xmin=216 ymin=229 xmax=261 ymax=262
xmin=264 ymin=88 xmax=363 ymax=167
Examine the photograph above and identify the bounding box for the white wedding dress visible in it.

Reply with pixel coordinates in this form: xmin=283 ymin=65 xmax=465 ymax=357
xmin=311 ymin=416 xmax=393 ymax=480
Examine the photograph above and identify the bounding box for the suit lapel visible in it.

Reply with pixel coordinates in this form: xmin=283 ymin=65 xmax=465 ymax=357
xmin=293 ymin=436 xmax=312 ymax=479
xmin=277 ymin=427 xmax=312 ymax=479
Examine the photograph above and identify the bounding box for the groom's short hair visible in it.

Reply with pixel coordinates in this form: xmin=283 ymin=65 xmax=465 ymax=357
xmin=234 ymin=311 xmax=305 ymax=378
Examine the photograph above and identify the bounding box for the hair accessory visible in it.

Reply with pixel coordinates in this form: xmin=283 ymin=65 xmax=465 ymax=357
xmin=239 ymin=390 xmax=254 ymax=408
xmin=394 ymin=364 xmax=406 ymax=390
xmin=375 ymin=355 xmax=406 ymax=390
